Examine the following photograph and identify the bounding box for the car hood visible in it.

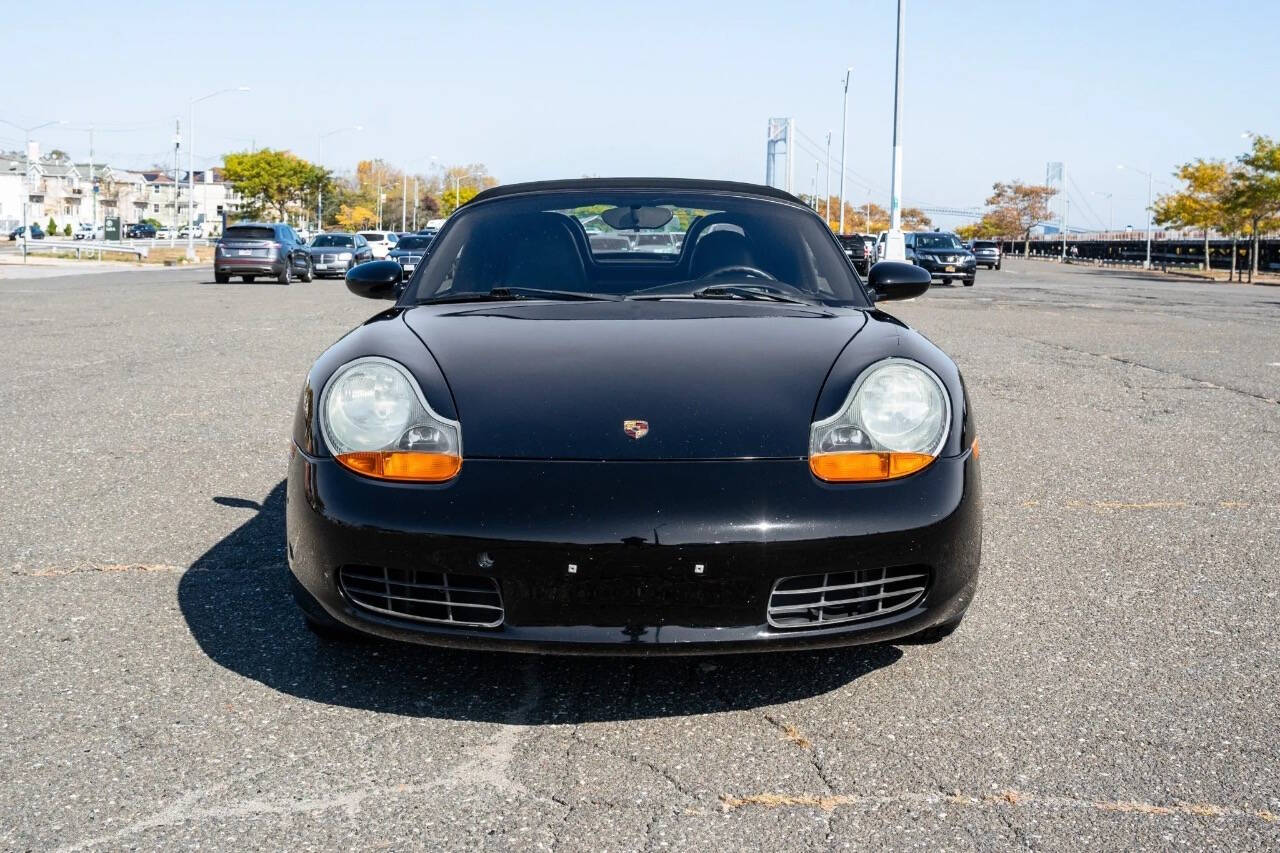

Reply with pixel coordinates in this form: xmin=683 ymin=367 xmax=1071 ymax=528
xmin=401 ymin=300 xmax=867 ymax=460
xmin=308 ymin=245 xmax=354 ymax=253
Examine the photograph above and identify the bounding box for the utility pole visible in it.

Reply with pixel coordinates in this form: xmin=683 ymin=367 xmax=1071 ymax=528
xmin=187 ymin=87 xmax=249 ymax=261
xmin=412 ymin=175 xmax=418 ymax=230
xmin=318 ymin=125 xmax=362 ymax=233
xmin=824 ymin=130 xmax=832 ymax=225
xmin=172 ymin=120 xmax=180 ymax=247
xmin=87 ymin=127 xmax=95 ymax=234
xmin=885 ymin=0 xmax=907 ymax=260
xmin=0 ymin=118 xmax=63 ymax=262
xmin=838 ymin=68 xmax=851 ymax=234
xmin=1061 ymin=195 xmax=1069 ymax=261
xmin=401 ymin=171 xmax=407 ymax=232
xmin=810 ymin=163 xmax=818 ymax=210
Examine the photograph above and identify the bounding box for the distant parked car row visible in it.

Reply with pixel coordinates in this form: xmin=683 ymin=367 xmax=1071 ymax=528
xmin=211 ymin=223 xmax=440 ymax=285
xmin=8 ymin=224 xmax=45 ymax=240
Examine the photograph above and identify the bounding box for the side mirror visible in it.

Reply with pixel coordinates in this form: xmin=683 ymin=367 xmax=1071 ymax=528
xmin=867 ymin=261 xmax=931 ymax=302
xmin=346 ymin=259 xmax=402 ymax=300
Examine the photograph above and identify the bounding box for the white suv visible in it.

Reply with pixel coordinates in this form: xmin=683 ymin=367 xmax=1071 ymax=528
xmin=358 ymin=231 xmax=399 ymax=259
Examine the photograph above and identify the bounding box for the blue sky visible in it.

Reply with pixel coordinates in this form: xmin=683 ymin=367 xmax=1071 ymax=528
xmin=3 ymin=0 xmax=1275 ymax=230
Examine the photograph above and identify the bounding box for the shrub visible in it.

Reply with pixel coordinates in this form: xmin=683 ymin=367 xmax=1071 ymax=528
xmin=47 ymin=217 xmax=58 ymax=236
xmin=63 ymin=223 xmax=72 ymax=237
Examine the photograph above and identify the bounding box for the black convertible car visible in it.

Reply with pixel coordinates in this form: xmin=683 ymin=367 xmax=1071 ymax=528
xmin=287 ymin=178 xmax=981 ymax=654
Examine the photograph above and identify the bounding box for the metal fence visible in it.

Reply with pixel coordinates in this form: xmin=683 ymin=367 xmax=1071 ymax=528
xmin=998 ymin=237 xmax=1280 ymax=273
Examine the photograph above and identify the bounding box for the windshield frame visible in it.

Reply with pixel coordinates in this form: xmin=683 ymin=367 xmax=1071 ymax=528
xmin=401 ymin=188 xmax=872 ymax=308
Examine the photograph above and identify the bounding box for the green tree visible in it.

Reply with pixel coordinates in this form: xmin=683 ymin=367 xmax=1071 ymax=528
xmin=1224 ymin=134 xmax=1280 ymax=282
xmin=47 ymin=217 xmax=57 ymax=236
xmin=222 ymin=149 xmax=326 ymax=222
xmin=1154 ymin=159 xmax=1231 ymax=279
xmin=63 ymin=223 xmax=72 ymax=237
xmin=986 ymin=182 xmax=1055 ymax=256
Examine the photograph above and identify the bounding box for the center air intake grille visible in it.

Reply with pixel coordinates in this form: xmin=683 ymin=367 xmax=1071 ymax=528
xmin=767 ymin=567 xmax=929 ymax=629
xmin=339 ymin=565 xmax=504 ymax=628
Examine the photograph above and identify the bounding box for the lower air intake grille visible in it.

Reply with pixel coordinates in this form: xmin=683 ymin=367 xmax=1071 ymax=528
xmin=339 ymin=565 xmax=504 ymax=628
xmin=767 ymin=566 xmax=929 ymax=629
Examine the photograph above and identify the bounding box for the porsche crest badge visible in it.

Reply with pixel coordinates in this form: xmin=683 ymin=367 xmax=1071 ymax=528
xmin=623 ymin=419 xmax=649 ymax=439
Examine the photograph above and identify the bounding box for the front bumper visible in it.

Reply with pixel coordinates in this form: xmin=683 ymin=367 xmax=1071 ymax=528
xmin=286 ymin=449 xmax=982 ymax=654
xmin=914 ymin=257 xmax=977 ymax=279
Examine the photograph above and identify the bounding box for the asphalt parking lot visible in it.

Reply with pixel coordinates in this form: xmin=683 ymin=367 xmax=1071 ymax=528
xmin=1 ymin=258 xmax=1277 ymax=850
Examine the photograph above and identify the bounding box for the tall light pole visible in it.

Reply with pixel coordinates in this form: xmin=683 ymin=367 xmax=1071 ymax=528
xmin=318 ymin=125 xmax=362 ymax=233
xmin=1117 ymin=164 xmax=1153 ymax=269
xmin=0 ymin=118 xmax=63 ymax=262
xmin=838 ymin=68 xmax=851 ymax=234
xmin=187 ymin=87 xmax=249 ymax=261
xmin=885 ymin=0 xmax=907 ymax=261
xmin=824 ymin=130 xmax=832 ymax=225
xmin=1092 ymin=191 xmax=1113 ymax=232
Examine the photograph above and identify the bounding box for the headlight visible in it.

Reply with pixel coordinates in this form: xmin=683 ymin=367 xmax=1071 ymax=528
xmin=320 ymin=357 xmax=461 ymax=482
xmin=809 ymin=358 xmax=950 ymax=482
xmin=338 ymin=251 xmax=353 ymax=260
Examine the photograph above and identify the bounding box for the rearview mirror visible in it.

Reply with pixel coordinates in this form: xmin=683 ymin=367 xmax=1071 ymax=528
xmin=600 ymin=205 xmax=674 ymax=230
xmin=866 ymin=261 xmax=931 ymax=302
xmin=346 ymin=259 xmax=402 ymax=300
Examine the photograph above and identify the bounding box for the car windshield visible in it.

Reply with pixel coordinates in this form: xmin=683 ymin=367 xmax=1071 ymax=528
xmin=973 ymin=241 xmax=997 ymax=249
xmin=311 ymin=235 xmax=354 ymax=247
xmin=224 ymin=226 xmax=275 ymax=241
xmin=396 ymin=236 xmax=433 ymax=250
xmin=359 ymin=233 xmax=385 ymax=241
xmin=410 ymin=190 xmax=870 ymax=306
xmin=915 ymin=234 xmax=963 ymax=250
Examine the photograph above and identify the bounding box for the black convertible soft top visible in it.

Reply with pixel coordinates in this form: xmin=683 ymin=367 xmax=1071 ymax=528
xmin=468 ymin=177 xmax=805 ymax=207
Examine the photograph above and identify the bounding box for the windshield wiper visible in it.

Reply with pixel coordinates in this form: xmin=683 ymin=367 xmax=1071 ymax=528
xmin=423 ymin=287 xmax=621 ymax=304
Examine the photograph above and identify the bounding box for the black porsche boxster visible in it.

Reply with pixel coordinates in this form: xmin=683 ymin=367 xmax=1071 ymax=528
xmin=286 ymin=178 xmax=981 ymax=654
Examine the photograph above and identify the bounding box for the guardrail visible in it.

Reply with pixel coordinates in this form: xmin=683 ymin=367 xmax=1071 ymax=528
xmin=19 ymin=239 xmax=149 ymax=259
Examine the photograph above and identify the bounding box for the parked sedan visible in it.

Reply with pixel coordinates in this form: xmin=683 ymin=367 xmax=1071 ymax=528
xmin=358 ymin=231 xmax=398 ymax=259
xmin=214 ymin=222 xmax=313 ymax=284
xmin=307 ymin=233 xmax=374 ymax=278
xmin=126 ymin=223 xmax=156 ymax=239
xmin=287 ymin=178 xmax=981 ymax=653
xmin=386 ymin=234 xmax=434 ymax=278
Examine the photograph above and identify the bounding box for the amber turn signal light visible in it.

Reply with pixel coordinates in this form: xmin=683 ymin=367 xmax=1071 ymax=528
xmin=335 ymin=451 xmax=462 ymax=482
xmin=809 ymin=451 xmax=936 ymax=482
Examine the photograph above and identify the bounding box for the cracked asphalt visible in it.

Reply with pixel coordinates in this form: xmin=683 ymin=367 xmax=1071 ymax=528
xmin=1 ymin=259 xmax=1277 ymax=850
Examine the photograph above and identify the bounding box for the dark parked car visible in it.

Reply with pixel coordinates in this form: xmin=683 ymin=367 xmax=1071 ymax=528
xmin=387 ymin=234 xmax=434 ymax=278
xmin=8 ymin=224 xmax=44 ymax=240
xmin=286 ymin=178 xmax=981 ymax=653
xmin=906 ymin=231 xmax=977 ymax=286
xmin=837 ymin=233 xmax=872 ymax=274
xmin=306 ymin=233 xmax=374 ymax=278
xmin=126 ymin=223 xmax=156 ymax=239
xmin=214 ymin=223 xmax=313 ymax=284
xmin=969 ymin=239 xmax=1002 ymax=270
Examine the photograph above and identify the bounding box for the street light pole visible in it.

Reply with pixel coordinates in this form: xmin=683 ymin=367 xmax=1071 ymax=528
xmin=838 ymin=68 xmax=851 ymax=234
xmin=318 ymin=125 xmax=362 ymax=233
xmin=1092 ymin=191 xmax=1113 ymax=232
xmin=824 ymin=130 xmax=832 ymax=225
xmin=885 ymin=0 xmax=907 ymax=261
xmin=0 ymin=118 xmax=62 ymax=263
xmin=187 ymin=87 xmax=249 ymax=261
xmin=1117 ymin=164 xmax=1154 ymax=269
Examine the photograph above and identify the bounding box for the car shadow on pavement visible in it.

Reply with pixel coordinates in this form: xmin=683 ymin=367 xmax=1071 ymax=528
xmin=179 ymin=481 xmax=901 ymax=723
